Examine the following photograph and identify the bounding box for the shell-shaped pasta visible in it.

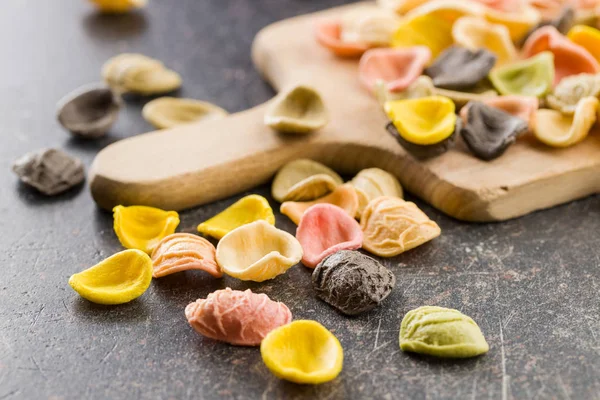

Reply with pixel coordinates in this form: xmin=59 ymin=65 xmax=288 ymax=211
xmin=340 ymin=8 xmax=401 ymax=46
xmin=384 ymin=96 xmax=457 ymax=145
xmin=391 ymin=14 xmax=454 ymax=60
xmin=400 ymin=306 xmax=489 ymax=358
xmin=280 ymin=184 xmax=359 ymax=225
xmin=483 ymin=2 xmax=541 ymax=41
xmin=315 ymin=20 xmax=370 ymax=58
xmin=102 ymin=54 xmax=161 ymax=88
xmin=56 ymin=83 xmax=121 ymax=138
xmin=489 ymin=51 xmax=555 ymax=98
xmin=151 ymin=233 xmax=221 ymax=278
xmin=424 ymin=46 xmax=497 ymax=91
xmin=12 ymin=148 xmax=85 ymax=196
xmin=522 ymin=26 xmax=599 ymax=85
xmin=452 ymin=17 xmax=517 ymax=67
xmin=296 ymin=204 xmax=363 ymax=268
xmin=359 ymin=47 xmax=432 ymax=93
xmin=197 ymin=194 xmax=275 ymax=240
xmin=271 ymin=159 xmax=343 ymax=203
xmin=533 ymin=96 xmax=598 ymax=147
xmin=102 ymin=53 xmax=181 ymax=95
xmin=216 ymin=221 xmax=302 ymax=282
xmin=69 ymin=249 xmax=152 ymax=305
xmin=459 ymin=95 xmax=539 ymax=128
xmin=185 ymin=288 xmax=292 ymax=346
xmin=460 ymin=101 xmax=529 ymax=161
xmin=568 ymin=25 xmax=600 ymax=64
xmin=260 ymin=320 xmax=344 ymax=384
xmin=313 ymin=250 xmax=396 ymax=316
xmin=350 ymin=168 xmax=403 ymax=217
xmin=89 ymin=0 xmax=147 ymax=13
xmin=546 ymin=73 xmax=600 ymax=115
xmin=360 ymin=197 xmax=441 ymax=257
xmin=264 ymin=86 xmax=328 ymax=134
xmin=123 ymin=66 xmax=182 ymax=95
xmin=142 ymin=97 xmax=228 ymax=129
xmin=113 ymin=205 xmax=180 ymax=254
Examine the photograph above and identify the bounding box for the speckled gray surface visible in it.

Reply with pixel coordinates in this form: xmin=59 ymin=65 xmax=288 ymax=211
xmin=1 ymin=1 xmax=600 ymax=399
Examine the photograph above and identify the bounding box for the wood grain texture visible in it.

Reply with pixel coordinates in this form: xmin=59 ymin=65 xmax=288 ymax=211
xmin=89 ymin=2 xmax=600 ymax=221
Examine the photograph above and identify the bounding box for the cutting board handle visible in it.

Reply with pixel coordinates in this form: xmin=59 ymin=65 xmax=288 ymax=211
xmin=89 ymin=102 xmax=339 ymax=211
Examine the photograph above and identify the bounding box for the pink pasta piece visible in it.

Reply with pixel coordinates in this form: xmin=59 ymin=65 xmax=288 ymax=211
xmin=315 ymin=20 xmax=370 ymax=58
xmin=296 ymin=204 xmax=363 ymax=268
xmin=151 ymin=233 xmax=222 ymax=278
xmin=460 ymin=96 xmax=539 ymax=128
xmin=522 ymin=26 xmax=600 ymax=84
xmin=358 ymin=47 xmax=432 ymax=93
xmin=185 ymin=288 xmax=292 ymax=346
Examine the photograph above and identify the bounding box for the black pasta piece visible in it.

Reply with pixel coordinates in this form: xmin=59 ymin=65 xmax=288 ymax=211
xmin=12 ymin=148 xmax=85 ymax=195
xmin=460 ymin=101 xmax=529 ymax=161
xmin=424 ymin=46 xmax=497 ymax=91
xmin=312 ymin=250 xmax=396 ymax=316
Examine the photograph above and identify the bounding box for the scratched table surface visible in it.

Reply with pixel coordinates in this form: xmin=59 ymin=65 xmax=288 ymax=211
xmin=1 ymin=1 xmax=599 ymax=399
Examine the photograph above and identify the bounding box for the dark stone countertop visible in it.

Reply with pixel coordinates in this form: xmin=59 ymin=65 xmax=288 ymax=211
xmin=1 ymin=0 xmax=599 ymax=399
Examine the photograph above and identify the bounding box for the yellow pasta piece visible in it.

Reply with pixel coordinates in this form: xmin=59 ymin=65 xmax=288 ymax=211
xmin=404 ymin=0 xmax=485 ymax=25
xmin=271 ymin=159 xmax=343 ymax=203
xmin=567 ymin=25 xmax=600 ymax=64
xmin=533 ymin=97 xmax=598 ymax=147
xmin=391 ymin=14 xmax=454 ymax=60
xmin=197 ymin=194 xmax=275 ymax=240
xmin=260 ymin=320 xmax=344 ymax=384
xmin=215 ymin=221 xmax=303 ymax=282
xmin=101 ymin=53 xmax=181 ymax=95
xmin=142 ymin=97 xmax=228 ymax=129
xmin=113 ymin=205 xmax=180 ymax=254
xmin=452 ymin=16 xmax=517 ymax=67
xmin=384 ymin=96 xmax=456 ymax=145
xmin=264 ymin=85 xmax=328 ymax=134
xmin=89 ymin=0 xmax=147 ymax=13
xmin=483 ymin=4 xmax=541 ymax=42
xmin=69 ymin=249 xmax=152 ymax=305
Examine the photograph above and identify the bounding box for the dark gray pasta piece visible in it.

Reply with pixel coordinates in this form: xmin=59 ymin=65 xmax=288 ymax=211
xmin=312 ymin=250 xmax=395 ymax=316
xmin=424 ymin=46 xmax=497 ymax=90
xmin=12 ymin=148 xmax=85 ymax=195
xmin=57 ymin=83 xmax=121 ymax=138
xmin=460 ymin=101 xmax=528 ymax=161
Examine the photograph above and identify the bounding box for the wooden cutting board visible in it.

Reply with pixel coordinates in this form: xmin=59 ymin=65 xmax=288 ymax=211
xmin=88 ymin=2 xmax=600 ymax=222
